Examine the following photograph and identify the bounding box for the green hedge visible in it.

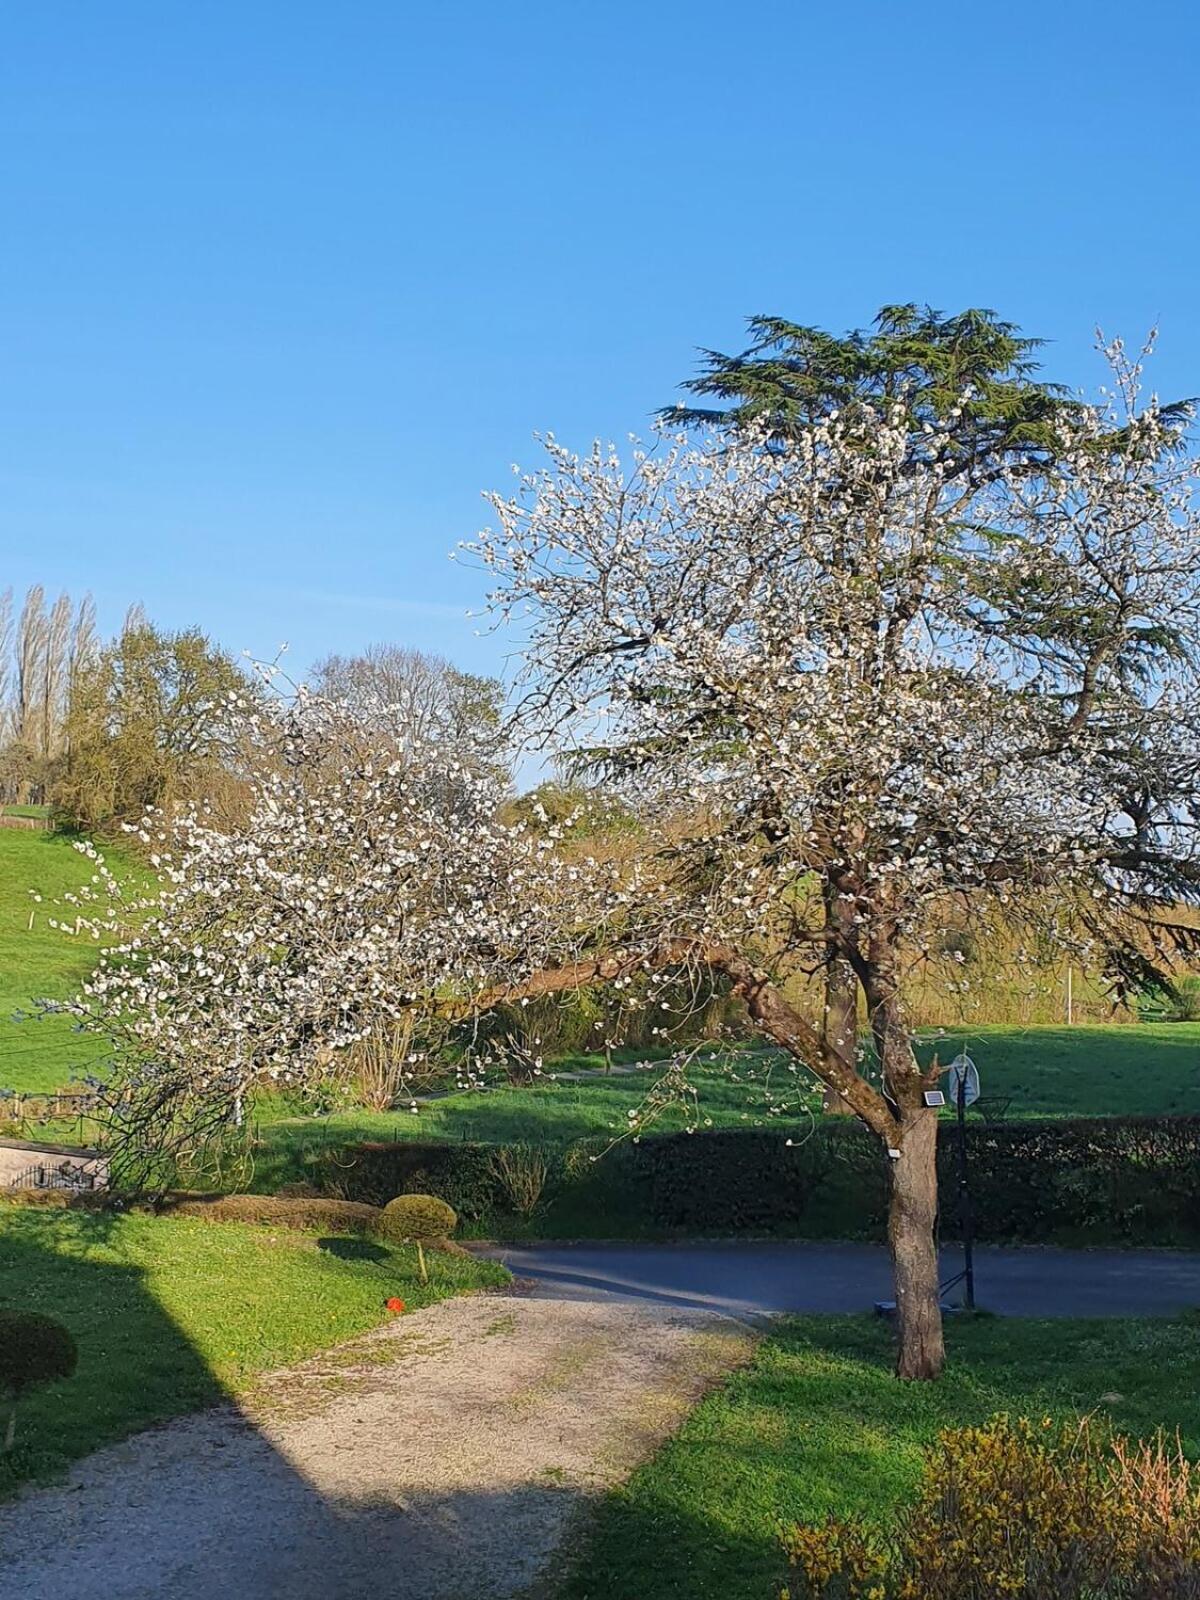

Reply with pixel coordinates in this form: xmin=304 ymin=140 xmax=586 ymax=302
xmin=311 ymin=1140 xmax=504 ymax=1219
xmin=303 ymin=1115 xmax=1200 ymax=1246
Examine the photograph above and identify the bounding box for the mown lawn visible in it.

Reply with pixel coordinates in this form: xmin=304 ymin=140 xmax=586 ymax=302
xmin=912 ymin=1022 xmax=1200 ymax=1118
xmin=252 ymin=1022 xmax=1200 ymax=1186
xmin=562 ymin=1313 xmax=1200 ymax=1600
xmin=0 ymin=828 xmax=140 ymax=1097
xmin=0 ymin=1207 xmax=509 ymax=1495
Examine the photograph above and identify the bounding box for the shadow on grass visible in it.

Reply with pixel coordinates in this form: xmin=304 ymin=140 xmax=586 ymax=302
xmin=556 ymin=1311 xmax=1200 ymax=1600
xmin=0 ymin=1213 xmax=622 ymax=1600
xmin=0 ymin=1211 xmax=575 ymax=1599
xmin=0 ymin=1212 xmax=235 ymax=1503
xmin=317 ymin=1235 xmax=389 ymax=1263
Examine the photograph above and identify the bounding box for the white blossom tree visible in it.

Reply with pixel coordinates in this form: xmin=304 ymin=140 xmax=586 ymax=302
xmin=469 ymin=345 xmax=1200 ymax=1377
xmin=49 ymin=681 xmax=635 ymax=1178
xmin=57 ymin=341 xmax=1200 ymax=1381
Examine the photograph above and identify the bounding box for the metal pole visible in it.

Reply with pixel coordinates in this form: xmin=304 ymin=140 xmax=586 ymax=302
xmin=957 ymin=1071 xmax=975 ymax=1310
xmin=1066 ymin=965 xmax=1073 ymax=1026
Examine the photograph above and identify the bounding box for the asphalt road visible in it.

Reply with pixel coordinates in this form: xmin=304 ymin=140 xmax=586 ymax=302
xmin=478 ymin=1240 xmax=1200 ymax=1319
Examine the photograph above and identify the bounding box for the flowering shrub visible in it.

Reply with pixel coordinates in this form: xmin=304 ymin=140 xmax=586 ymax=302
xmin=780 ymin=1415 xmax=1200 ymax=1599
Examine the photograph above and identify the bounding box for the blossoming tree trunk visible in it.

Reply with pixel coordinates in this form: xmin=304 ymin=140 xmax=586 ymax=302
xmin=886 ymin=1108 xmax=944 ymax=1380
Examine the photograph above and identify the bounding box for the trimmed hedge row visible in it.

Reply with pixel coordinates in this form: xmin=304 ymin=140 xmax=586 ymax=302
xmin=160 ymin=1192 xmax=383 ymax=1234
xmin=311 ymin=1115 xmax=1200 ymax=1246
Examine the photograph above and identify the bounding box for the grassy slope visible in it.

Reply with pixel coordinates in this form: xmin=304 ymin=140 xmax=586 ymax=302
xmin=0 ymin=829 xmax=137 ymax=1096
xmin=255 ymin=1022 xmax=1200 ymax=1183
xmin=564 ymin=1313 xmax=1200 ymax=1600
xmin=911 ymin=1022 xmax=1200 ymax=1117
xmin=4 ymin=828 xmax=1197 ymax=1127
xmin=0 ymin=1207 xmax=508 ymax=1495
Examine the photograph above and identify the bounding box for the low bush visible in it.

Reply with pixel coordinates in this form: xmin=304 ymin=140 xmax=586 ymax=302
xmin=0 ymin=1188 xmax=78 ymax=1210
xmin=160 ymin=1192 xmax=381 ymax=1234
xmin=489 ymin=1143 xmax=553 ymax=1216
xmin=312 ymin=1140 xmax=503 ymax=1218
xmin=0 ymin=1311 xmax=78 ymax=1453
xmin=781 ymin=1414 xmax=1200 ymax=1599
xmin=374 ymin=1193 xmax=458 ymax=1283
xmin=625 ymin=1115 xmax=1200 ymax=1243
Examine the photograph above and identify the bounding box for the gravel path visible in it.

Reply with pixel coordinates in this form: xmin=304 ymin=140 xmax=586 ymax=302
xmin=0 ymin=1293 xmax=753 ymax=1600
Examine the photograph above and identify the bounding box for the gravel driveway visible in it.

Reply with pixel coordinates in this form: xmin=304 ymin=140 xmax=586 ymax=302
xmin=0 ymin=1293 xmax=753 ymax=1600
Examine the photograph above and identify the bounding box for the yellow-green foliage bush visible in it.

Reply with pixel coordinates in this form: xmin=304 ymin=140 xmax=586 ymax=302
xmin=781 ymin=1414 xmax=1200 ymax=1600
xmin=374 ymin=1193 xmax=458 ymax=1244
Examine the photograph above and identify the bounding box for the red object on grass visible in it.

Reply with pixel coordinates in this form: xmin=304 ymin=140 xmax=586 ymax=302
xmin=385 ymin=1297 xmax=405 ymax=1314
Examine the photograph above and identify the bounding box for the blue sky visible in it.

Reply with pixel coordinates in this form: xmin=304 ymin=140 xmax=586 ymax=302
xmin=2 ymin=1 xmax=1197 ymax=685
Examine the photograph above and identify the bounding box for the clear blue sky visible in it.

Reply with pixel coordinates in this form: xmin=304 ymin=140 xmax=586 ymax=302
xmin=2 ymin=1 xmax=1196 ymax=683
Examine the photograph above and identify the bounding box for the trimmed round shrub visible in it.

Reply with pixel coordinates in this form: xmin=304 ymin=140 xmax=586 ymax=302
xmin=375 ymin=1193 xmax=458 ymax=1244
xmin=0 ymin=1311 xmax=77 ymax=1401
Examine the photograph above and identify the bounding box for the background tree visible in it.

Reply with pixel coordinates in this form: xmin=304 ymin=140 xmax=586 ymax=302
xmin=311 ymin=643 xmax=507 ymax=777
xmin=52 ymin=620 xmax=247 ymax=832
xmin=0 ymin=583 xmax=98 ymax=804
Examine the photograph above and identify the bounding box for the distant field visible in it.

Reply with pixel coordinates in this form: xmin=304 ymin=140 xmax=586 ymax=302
xmin=0 ymin=828 xmax=136 ymax=1096
xmin=3 ymin=829 xmax=1198 ymax=1136
xmin=911 ymin=1023 xmax=1200 ymax=1118
xmin=250 ymin=1022 xmax=1200 ymax=1195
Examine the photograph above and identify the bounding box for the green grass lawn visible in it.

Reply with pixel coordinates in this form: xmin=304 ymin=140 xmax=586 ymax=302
xmin=562 ymin=1313 xmax=1200 ymax=1600
xmin=912 ymin=1022 xmax=1200 ymax=1117
xmin=0 ymin=1206 xmax=508 ymax=1496
xmin=252 ymin=1022 xmax=1200 ymax=1187
xmin=0 ymin=828 xmax=141 ymax=1097
xmin=4 ymin=828 xmax=1198 ymax=1137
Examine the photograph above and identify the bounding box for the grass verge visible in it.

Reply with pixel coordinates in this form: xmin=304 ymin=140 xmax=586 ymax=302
xmin=0 ymin=828 xmax=140 ymax=1097
xmin=560 ymin=1312 xmax=1200 ymax=1600
xmin=0 ymin=1206 xmax=509 ymax=1496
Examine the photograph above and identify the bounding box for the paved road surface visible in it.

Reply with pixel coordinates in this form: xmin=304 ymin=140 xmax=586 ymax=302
xmin=478 ymin=1240 xmax=1200 ymax=1318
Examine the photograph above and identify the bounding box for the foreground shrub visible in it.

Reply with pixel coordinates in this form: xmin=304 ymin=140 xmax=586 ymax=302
xmin=781 ymin=1414 xmax=1200 ymax=1599
xmin=375 ymin=1193 xmax=458 ymax=1282
xmin=161 ymin=1193 xmax=381 ymax=1234
xmin=0 ymin=1312 xmax=78 ymax=1452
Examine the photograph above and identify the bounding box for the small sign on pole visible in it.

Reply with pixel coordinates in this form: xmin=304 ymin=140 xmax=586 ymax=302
xmin=941 ymin=1052 xmax=980 ymax=1310
xmin=944 ymin=1052 xmax=980 ymax=1108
